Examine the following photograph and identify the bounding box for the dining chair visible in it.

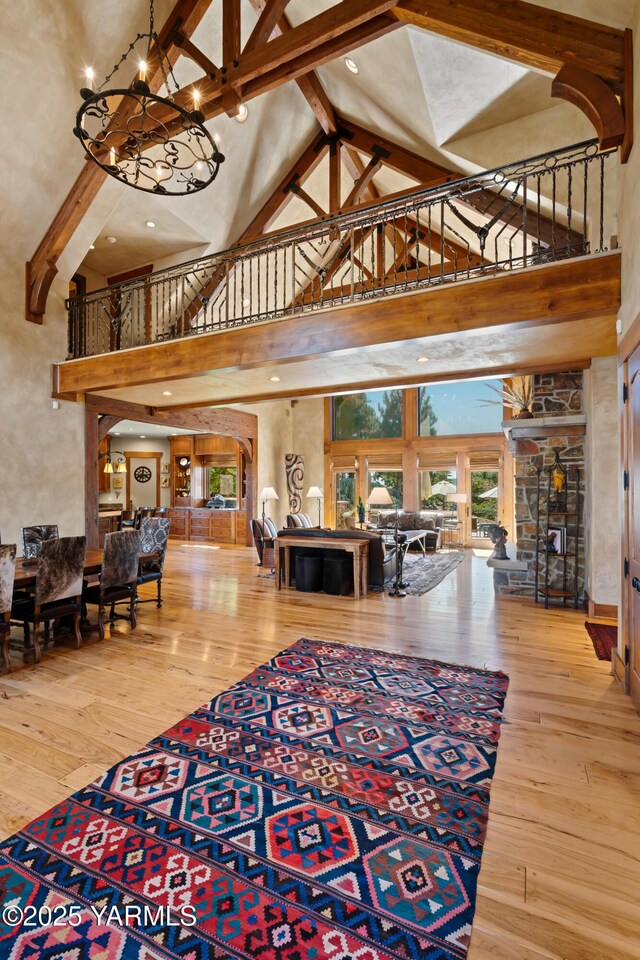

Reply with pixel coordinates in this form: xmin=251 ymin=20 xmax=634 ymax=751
xmin=137 ymin=517 xmax=171 ymax=607
xmin=12 ymin=536 xmax=86 ymax=663
xmin=21 ymin=524 xmax=59 ymax=559
xmin=153 ymin=507 xmax=167 ymax=517
xmin=82 ymin=530 xmax=141 ymax=641
xmin=0 ymin=545 xmax=17 ymax=672
xmin=120 ymin=509 xmax=136 ymax=529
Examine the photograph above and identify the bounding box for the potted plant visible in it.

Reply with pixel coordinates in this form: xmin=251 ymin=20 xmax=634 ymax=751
xmin=357 ymin=496 xmax=366 ymax=524
xmin=482 ymin=376 xmax=535 ymax=419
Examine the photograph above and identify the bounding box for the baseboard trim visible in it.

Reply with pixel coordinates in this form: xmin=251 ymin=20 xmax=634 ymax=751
xmin=585 ymin=593 xmax=618 ymax=623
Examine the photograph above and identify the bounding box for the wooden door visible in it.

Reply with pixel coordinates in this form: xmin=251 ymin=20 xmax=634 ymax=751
xmin=629 ymin=345 xmax=640 ymax=709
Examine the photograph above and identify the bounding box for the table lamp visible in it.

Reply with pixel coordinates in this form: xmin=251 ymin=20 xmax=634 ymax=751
xmin=306 ymin=486 xmax=323 ymax=527
xmin=259 ymin=486 xmax=279 ymax=523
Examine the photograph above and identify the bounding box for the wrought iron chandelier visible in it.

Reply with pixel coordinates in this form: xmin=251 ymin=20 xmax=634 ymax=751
xmin=73 ymin=0 xmax=224 ymax=195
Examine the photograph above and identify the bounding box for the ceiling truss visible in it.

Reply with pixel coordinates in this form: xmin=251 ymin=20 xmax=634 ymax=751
xmin=26 ymin=0 xmax=631 ymax=325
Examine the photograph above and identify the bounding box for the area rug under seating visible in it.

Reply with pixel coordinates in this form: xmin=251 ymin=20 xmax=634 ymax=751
xmin=0 ymin=638 xmax=509 ymax=960
xmin=403 ymin=551 xmax=465 ymax=595
xmin=585 ymin=620 xmax=617 ymax=661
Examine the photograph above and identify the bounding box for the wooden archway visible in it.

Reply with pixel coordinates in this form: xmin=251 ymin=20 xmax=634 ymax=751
xmin=86 ymin=395 xmax=258 ymax=548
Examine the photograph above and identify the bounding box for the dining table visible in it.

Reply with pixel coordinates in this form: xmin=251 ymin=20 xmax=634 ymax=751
xmin=13 ymin=548 xmax=161 ymax=590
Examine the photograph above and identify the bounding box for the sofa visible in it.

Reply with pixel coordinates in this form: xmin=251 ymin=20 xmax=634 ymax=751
xmin=375 ymin=511 xmax=446 ymax=551
xmin=277 ymin=527 xmax=397 ymax=588
xmin=251 ymin=517 xmax=278 ymax=567
xmin=286 ymin=513 xmax=314 ymax=528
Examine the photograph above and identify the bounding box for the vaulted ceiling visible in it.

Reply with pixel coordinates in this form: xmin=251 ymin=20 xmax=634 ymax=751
xmin=74 ymin=0 xmax=621 ymax=281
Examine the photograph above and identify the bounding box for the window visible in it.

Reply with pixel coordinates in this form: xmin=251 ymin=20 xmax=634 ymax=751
xmin=207 ymin=466 xmax=237 ymax=503
xmin=419 ymin=469 xmax=457 ymax=509
xmin=418 ymin=379 xmax=503 ymax=436
xmin=471 ymin=470 xmax=499 ymax=539
xmin=333 ymin=390 xmax=403 ymax=440
xmin=334 ymin=471 xmax=356 ymax=529
xmin=368 ymin=470 xmax=403 ymax=510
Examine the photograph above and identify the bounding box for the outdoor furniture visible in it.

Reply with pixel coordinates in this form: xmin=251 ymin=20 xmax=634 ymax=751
xmin=0 ymin=544 xmax=17 ymax=672
xmin=12 ymin=536 xmax=86 ymax=663
xmin=82 ymin=530 xmax=141 ymax=641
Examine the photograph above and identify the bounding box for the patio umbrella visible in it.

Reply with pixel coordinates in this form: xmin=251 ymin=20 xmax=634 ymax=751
xmin=420 ymin=471 xmax=432 ymax=500
xmin=431 ymin=480 xmax=456 ymax=495
xmin=479 ymin=486 xmax=498 ymax=499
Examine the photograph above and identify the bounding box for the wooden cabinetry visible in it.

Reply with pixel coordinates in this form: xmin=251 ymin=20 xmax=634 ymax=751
xmin=167 ymin=507 xmax=246 ymax=544
xmin=194 ymin=435 xmax=237 ymax=456
xmin=170 ymin=436 xmax=195 ymax=507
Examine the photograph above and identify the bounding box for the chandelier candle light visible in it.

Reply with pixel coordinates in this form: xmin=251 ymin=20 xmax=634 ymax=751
xmin=74 ymin=0 xmax=225 ymax=195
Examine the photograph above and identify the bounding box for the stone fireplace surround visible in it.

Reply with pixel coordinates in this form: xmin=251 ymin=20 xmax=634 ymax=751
xmin=491 ymin=372 xmax=586 ymax=600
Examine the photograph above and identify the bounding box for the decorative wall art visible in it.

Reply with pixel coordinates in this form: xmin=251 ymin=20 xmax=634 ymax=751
xmin=161 ymin=477 xmax=169 ymax=489
xmin=161 ymin=463 xmax=170 ymax=475
xmin=134 ymin=465 xmax=152 ymax=484
xmin=285 ymin=454 xmax=304 ymax=513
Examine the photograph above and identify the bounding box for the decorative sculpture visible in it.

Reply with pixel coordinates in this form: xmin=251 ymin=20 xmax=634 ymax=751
xmin=285 ymin=454 xmax=304 ymax=513
xmin=486 ymin=522 xmax=509 ymax=560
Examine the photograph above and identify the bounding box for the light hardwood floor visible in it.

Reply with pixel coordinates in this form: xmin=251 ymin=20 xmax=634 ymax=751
xmin=0 ymin=544 xmax=639 ymax=960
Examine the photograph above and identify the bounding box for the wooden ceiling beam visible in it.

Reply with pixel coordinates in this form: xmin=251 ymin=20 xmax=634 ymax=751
xmin=244 ymin=0 xmax=292 ymax=53
xmin=54 ymin=254 xmax=620 ymax=398
xmin=174 ymin=33 xmax=219 ymax=77
xmin=85 ymin=394 xmax=257 ymax=438
xmin=25 ymin=0 xmax=215 ymax=324
xmin=338 ymin=119 xmax=455 ymax=187
xmin=392 ymin=0 xmax=626 ymax=86
xmin=246 ymin=0 xmax=338 ymax=135
xmin=343 ymin=153 xmax=384 ymax=207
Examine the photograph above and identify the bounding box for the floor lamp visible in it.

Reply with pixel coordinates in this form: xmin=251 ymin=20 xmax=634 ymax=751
xmin=259 ymin=486 xmax=279 ymax=523
xmin=306 ymin=486 xmax=323 ymax=527
xmin=367 ymin=486 xmax=405 ymax=598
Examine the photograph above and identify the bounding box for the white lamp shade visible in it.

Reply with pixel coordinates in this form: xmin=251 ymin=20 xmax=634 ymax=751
xmin=367 ymin=486 xmax=394 ymax=507
xmin=259 ymin=486 xmax=279 ymax=501
xmin=306 ymin=486 xmax=323 ymax=499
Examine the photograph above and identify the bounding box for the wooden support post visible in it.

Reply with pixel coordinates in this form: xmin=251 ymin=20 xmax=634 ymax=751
xmin=329 ymin=138 xmax=342 ymax=213
xmin=85 ymin=407 xmax=100 ymax=549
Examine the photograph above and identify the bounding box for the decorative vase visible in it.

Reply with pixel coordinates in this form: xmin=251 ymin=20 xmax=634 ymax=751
xmin=515 ymin=407 xmax=534 ymax=419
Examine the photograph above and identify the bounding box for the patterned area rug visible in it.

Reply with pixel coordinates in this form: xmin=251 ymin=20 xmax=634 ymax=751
xmin=585 ymin=621 xmax=617 ymax=661
xmin=0 ymin=638 xmax=509 ymax=960
xmin=403 ymin=551 xmax=466 ymax=595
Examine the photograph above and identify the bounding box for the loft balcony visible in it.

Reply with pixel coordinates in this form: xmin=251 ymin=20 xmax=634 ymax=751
xmin=57 ymin=140 xmax=621 ymax=401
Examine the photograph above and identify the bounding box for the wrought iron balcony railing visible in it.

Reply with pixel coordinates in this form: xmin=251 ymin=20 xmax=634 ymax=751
xmin=67 ymin=139 xmax=616 ymax=359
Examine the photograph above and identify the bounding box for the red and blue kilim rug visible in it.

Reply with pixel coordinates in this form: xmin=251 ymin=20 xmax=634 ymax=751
xmin=0 ymin=637 xmax=509 ymax=960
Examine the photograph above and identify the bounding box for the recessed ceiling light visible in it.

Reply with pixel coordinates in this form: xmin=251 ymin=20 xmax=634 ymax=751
xmin=269 ymin=376 xmax=281 ymax=382
xmin=242 ymin=297 xmax=251 ymax=307
xmin=106 ymin=236 xmax=117 ymax=244
xmin=162 ymin=390 xmax=172 ymax=396
xmin=345 ymin=57 xmax=359 ymax=74
xmin=416 ymin=356 xmax=430 ymax=363
xmin=235 ymin=103 xmax=248 ymax=123
xmin=114 ymin=432 xmax=121 ymax=436
xmin=140 ymin=435 xmax=146 ymax=438
xmin=90 ymin=243 xmax=95 ymax=250
xmin=145 ymin=220 xmax=156 ymax=228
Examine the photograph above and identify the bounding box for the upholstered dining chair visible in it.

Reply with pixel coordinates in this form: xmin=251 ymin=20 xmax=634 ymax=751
xmin=137 ymin=517 xmax=171 ymax=607
xmin=120 ymin=510 xmax=136 ymax=529
xmin=153 ymin=507 xmax=167 ymax=517
xmin=0 ymin=544 xmax=17 ymax=672
xmin=11 ymin=536 xmax=86 ymax=664
xmin=21 ymin=524 xmax=59 ymax=559
xmin=83 ymin=529 xmax=141 ymax=641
